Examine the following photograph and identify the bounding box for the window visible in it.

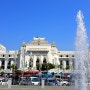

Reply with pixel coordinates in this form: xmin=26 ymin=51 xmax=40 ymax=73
xmin=43 ymin=57 xmax=47 ymax=63
xmin=66 ymin=60 xmax=69 ymax=65
xmin=3 ymin=55 xmax=4 ymax=57
xmin=66 ymin=55 xmax=68 ymax=57
xmin=72 ymin=55 xmax=74 ymax=57
xmin=60 ymin=55 xmax=63 ymax=57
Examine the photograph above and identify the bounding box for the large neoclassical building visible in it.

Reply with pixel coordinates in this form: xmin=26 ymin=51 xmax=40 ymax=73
xmin=0 ymin=37 xmax=75 ymax=73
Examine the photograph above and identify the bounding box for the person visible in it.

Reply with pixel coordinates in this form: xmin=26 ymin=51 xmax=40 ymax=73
xmin=55 ymin=78 xmax=60 ymax=86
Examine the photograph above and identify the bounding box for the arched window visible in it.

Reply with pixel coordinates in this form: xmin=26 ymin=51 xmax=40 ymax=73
xmin=36 ymin=57 xmax=41 ymax=70
xmin=29 ymin=58 xmax=33 ymax=67
xmin=43 ymin=57 xmax=47 ymax=64
xmin=36 ymin=57 xmax=40 ymax=64
xmin=1 ymin=60 xmax=5 ymax=69
xmin=7 ymin=60 xmax=11 ymax=69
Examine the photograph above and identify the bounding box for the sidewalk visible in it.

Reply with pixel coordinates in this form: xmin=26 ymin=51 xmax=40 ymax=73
xmin=0 ymin=85 xmax=72 ymax=90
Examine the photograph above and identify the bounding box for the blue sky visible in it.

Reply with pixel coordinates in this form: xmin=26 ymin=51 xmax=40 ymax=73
xmin=0 ymin=0 xmax=90 ymax=51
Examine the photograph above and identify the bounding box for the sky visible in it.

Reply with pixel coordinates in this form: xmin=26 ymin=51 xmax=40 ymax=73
xmin=0 ymin=0 xmax=90 ymax=51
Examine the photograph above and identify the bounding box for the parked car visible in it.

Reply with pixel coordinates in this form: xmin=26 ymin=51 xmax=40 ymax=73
xmin=46 ymin=78 xmax=56 ymax=86
xmin=0 ymin=78 xmax=4 ymax=85
xmin=0 ymin=78 xmax=8 ymax=85
xmin=19 ymin=78 xmax=29 ymax=85
xmin=30 ymin=77 xmax=40 ymax=86
xmin=57 ymin=79 xmax=69 ymax=86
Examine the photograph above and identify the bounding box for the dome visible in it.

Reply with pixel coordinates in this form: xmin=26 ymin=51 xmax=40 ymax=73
xmin=51 ymin=42 xmax=56 ymax=47
xmin=22 ymin=42 xmax=26 ymax=47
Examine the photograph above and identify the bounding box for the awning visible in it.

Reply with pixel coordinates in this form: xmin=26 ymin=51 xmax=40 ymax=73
xmin=24 ymin=70 xmax=39 ymax=74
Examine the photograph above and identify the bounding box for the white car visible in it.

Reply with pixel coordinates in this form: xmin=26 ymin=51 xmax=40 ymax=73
xmin=30 ymin=77 xmax=40 ymax=85
xmin=0 ymin=78 xmax=4 ymax=85
xmin=56 ymin=79 xmax=69 ymax=86
xmin=60 ymin=80 xmax=69 ymax=86
xmin=0 ymin=78 xmax=8 ymax=85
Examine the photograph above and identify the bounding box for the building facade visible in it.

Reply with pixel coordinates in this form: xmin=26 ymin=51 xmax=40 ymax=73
xmin=0 ymin=37 xmax=75 ymax=73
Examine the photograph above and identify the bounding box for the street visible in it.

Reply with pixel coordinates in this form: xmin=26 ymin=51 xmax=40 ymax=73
xmin=0 ymin=85 xmax=90 ymax=90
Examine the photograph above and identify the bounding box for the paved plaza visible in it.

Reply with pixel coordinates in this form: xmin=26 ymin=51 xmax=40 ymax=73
xmin=0 ymin=85 xmax=90 ymax=90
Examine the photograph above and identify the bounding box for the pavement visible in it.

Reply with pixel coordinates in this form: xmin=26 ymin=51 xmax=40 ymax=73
xmin=0 ymin=85 xmax=90 ymax=90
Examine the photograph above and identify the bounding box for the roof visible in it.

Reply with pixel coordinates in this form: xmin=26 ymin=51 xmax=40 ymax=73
xmin=29 ymin=37 xmax=50 ymax=46
xmin=0 ymin=44 xmax=6 ymax=52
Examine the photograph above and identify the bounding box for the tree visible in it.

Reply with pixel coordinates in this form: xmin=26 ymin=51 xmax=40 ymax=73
xmin=41 ymin=63 xmax=55 ymax=71
xmin=0 ymin=71 xmax=5 ymax=76
xmin=48 ymin=63 xmax=55 ymax=69
xmin=66 ymin=65 xmax=70 ymax=70
xmin=11 ymin=64 xmax=17 ymax=71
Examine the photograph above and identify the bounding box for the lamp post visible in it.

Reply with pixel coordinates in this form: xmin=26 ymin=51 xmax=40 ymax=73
xmin=69 ymin=56 xmax=72 ymax=72
xmin=87 ymin=46 xmax=90 ymax=79
xmin=21 ymin=43 xmax=26 ymax=78
xmin=13 ymin=51 xmax=17 ymax=84
xmin=46 ymin=56 xmax=49 ymax=73
xmin=59 ymin=59 xmax=61 ymax=73
xmin=5 ymin=50 xmax=9 ymax=79
xmin=39 ymin=61 xmax=41 ymax=72
xmin=5 ymin=50 xmax=9 ymax=70
xmin=29 ymin=52 xmax=32 ymax=68
xmin=59 ymin=59 xmax=62 ymax=80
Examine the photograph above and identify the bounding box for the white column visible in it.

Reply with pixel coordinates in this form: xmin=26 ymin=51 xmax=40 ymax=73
xmin=59 ymin=59 xmax=61 ymax=65
xmin=40 ymin=55 xmax=43 ymax=64
xmin=11 ymin=60 xmax=14 ymax=66
xmin=0 ymin=60 xmax=1 ymax=67
xmin=33 ymin=55 xmax=36 ymax=70
xmin=55 ymin=58 xmax=57 ymax=66
xmin=69 ymin=60 xmax=73 ymax=70
xmin=4 ymin=60 xmax=8 ymax=70
xmin=62 ymin=60 xmax=66 ymax=70
xmin=21 ymin=59 xmax=23 ymax=69
xmin=27 ymin=58 xmax=29 ymax=68
xmin=52 ymin=59 xmax=54 ymax=64
xmin=19 ymin=54 xmax=23 ymax=69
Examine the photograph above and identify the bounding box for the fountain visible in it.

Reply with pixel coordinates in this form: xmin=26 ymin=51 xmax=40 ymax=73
xmin=74 ymin=10 xmax=89 ymax=90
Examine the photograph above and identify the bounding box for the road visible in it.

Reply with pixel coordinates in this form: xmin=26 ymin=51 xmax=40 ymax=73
xmin=0 ymin=85 xmax=90 ymax=90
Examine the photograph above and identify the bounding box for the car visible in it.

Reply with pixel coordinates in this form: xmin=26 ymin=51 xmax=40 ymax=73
xmin=46 ymin=78 xmax=56 ymax=86
xmin=0 ymin=78 xmax=4 ymax=85
xmin=0 ymin=79 xmax=8 ymax=85
xmin=57 ymin=79 xmax=69 ymax=86
xmin=19 ymin=77 xmax=40 ymax=86
xmin=30 ymin=77 xmax=40 ymax=86
xmin=19 ymin=78 xmax=29 ymax=85
xmin=12 ymin=79 xmax=19 ymax=85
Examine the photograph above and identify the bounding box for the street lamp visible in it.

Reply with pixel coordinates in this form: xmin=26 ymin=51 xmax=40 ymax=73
xmin=21 ymin=42 xmax=26 ymax=78
xmin=13 ymin=51 xmax=17 ymax=84
xmin=39 ymin=61 xmax=41 ymax=72
xmin=29 ymin=52 xmax=33 ymax=69
xmin=5 ymin=50 xmax=9 ymax=70
xmin=46 ymin=56 xmax=49 ymax=73
xmin=5 ymin=50 xmax=9 ymax=79
xmin=69 ymin=56 xmax=73 ymax=72
xmin=59 ymin=59 xmax=61 ymax=73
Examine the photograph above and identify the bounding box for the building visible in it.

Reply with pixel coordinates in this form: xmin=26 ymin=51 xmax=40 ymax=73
xmin=0 ymin=37 xmax=75 ymax=73
xmin=0 ymin=44 xmax=19 ymax=73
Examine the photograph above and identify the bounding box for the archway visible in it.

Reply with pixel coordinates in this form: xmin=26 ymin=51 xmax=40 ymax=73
xmin=36 ymin=57 xmax=41 ymax=70
xmin=43 ymin=57 xmax=47 ymax=64
xmin=29 ymin=57 xmax=33 ymax=68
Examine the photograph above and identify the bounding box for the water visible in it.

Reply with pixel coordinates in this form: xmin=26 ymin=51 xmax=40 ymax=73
xmin=75 ymin=10 xmax=89 ymax=90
